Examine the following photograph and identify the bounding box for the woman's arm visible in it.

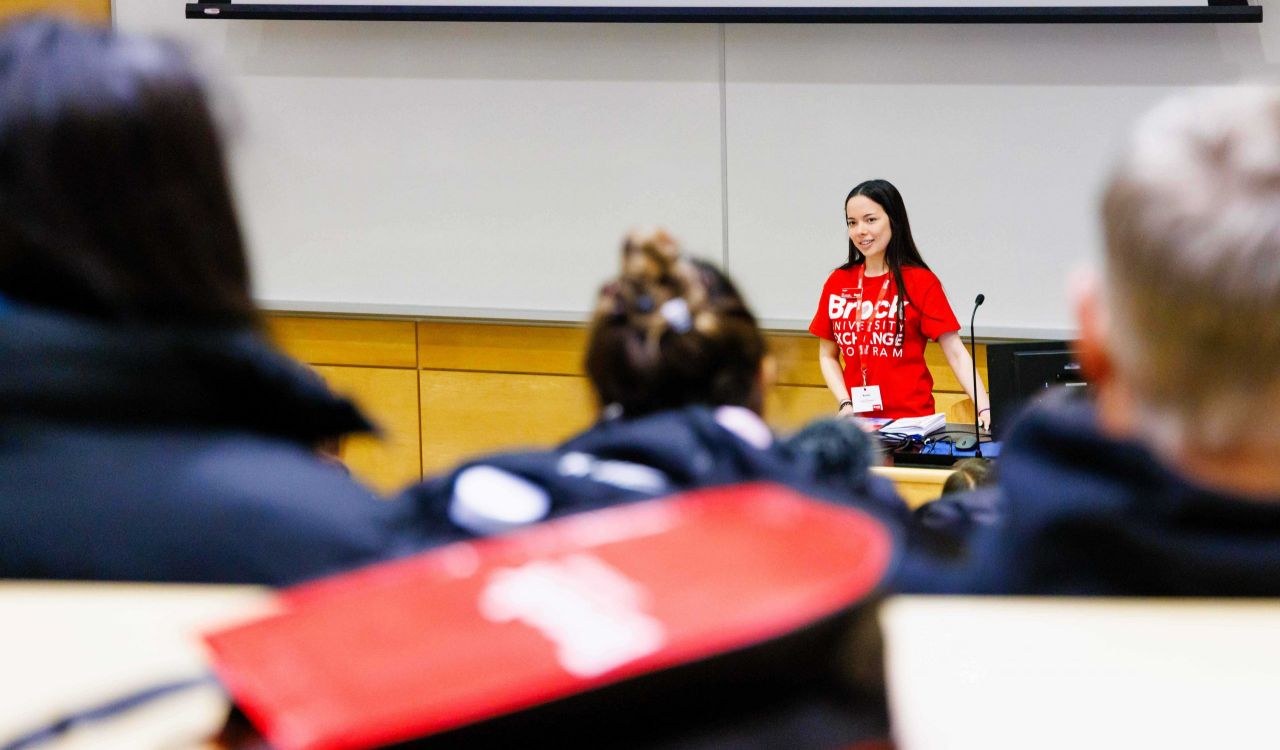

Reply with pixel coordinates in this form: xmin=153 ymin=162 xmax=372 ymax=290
xmin=937 ymin=331 xmax=992 ymax=431
xmin=817 ymin=339 xmax=855 ymax=417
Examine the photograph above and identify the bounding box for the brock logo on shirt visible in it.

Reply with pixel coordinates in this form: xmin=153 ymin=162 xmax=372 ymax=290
xmin=828 ymin=293 xmax=907 ymax=359
xmin=828 ymin=292 xmax=909 ymax=322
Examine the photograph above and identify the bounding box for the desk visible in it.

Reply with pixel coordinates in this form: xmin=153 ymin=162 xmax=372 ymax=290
xmin=0 ymin=581 xmax=273 ymax=750
xmin=883 ymin=596 xmax=1280 ymax=750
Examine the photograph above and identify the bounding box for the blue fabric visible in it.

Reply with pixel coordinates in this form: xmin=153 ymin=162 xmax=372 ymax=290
xmin=914 ymin=486 xmax=1001 ymax=534
xmin=0 ymin=307 xmax=433 ymax=586
xmin=961 ymin=393 xmax=1280 ymax=595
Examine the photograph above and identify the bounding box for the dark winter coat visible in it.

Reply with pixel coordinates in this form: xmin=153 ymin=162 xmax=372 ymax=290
xmin=0 ymin=304 xmax=427 ymax=585
xmin=966 ymin=394 xmax=1280 ymax=595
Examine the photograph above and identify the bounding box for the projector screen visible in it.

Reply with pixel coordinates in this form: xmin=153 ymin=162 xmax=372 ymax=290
xmin=187 ymin=0 xmax=1259 ymax=24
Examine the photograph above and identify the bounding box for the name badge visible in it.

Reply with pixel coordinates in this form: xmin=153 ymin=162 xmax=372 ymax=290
xmin=849 ymin=386 xmax=883 ymax=414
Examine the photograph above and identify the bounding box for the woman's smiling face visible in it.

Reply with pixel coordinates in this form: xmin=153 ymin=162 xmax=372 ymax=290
xmin=845 ymin=194 xmax=892 ymax=267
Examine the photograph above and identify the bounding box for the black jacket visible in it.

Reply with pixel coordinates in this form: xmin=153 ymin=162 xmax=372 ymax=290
xmin=401 ymin=406 xmax=910 ymax=547
xmin=967 ymin=394 xmax=1280 ymax=595
xmin=0 ymin=304 xmax=426 ymax=585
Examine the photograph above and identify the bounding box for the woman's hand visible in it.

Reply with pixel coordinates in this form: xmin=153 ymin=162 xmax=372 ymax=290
xmin=838 ymin=401 xmax=857 ymax=418
xmin=978 ymin=408 xmax=992 ymax=433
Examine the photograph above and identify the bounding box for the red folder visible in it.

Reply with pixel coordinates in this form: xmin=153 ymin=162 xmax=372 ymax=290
xmin=204 ymin=482 xmax=895 ymax=750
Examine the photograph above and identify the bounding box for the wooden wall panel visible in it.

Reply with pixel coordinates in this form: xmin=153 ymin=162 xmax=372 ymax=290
xmin=766 ymin=332 xmax=825 ymax=387
xmin=936 ymin=392 xmax=976 ymax=425
xmin=313 ymin=365 xmax=422 ymax=494
xmin=871 ymin=466 xmax=950 ymax=508
xmin=764 ymin=384 xmax=834 ymax=435
xmin=268 ymin=317 xmax=417 ymax=368
xmin=927 ymin=342 xmax=989 ymax=393
xmin=1 ymin=0 xmax=109 ymax=22
xmin=265 ymin=314 xmax=991 ymax=505
xmin=420 ymin=370 xmax=597 ymax=476
xmin=418 ymin=322 xmax=587 ymax=375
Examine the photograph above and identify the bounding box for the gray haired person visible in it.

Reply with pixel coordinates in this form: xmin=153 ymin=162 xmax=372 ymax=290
xmin=964 ymin=88 xmax=1280 ymax=595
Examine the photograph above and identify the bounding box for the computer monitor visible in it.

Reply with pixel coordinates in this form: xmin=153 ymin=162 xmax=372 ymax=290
xmin=986 ymin=340 xmax=1086 ymax=438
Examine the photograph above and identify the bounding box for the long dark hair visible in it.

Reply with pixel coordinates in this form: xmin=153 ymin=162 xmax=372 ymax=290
xmin=840 ymin=179 xmax=930 ymax=331
xmin=0 ymin=17 xmax=258 ymax=328
xmin=585 ymin=228 xmax=768 ymax=418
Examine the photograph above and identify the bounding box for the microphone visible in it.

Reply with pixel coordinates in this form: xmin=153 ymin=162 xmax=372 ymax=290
xmin=968 ymin=293 xmax=985 ymax=457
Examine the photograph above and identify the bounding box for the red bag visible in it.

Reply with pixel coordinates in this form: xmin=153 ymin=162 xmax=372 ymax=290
xmin=205 ymin=482 xmax=897 ymax=750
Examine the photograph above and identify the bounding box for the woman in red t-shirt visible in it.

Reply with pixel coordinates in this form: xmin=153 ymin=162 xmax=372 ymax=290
xmin=809 ymin=179 xmax=991 ymax=430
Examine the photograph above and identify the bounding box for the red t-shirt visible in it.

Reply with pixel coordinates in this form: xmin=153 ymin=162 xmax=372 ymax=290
xmin=808 ymin=265 xmax=960 ymax=419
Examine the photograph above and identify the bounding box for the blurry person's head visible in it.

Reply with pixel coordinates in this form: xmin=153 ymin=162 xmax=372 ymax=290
xmin=1078 ymin=87 xmax=1280 ymax=495
xmin=941 ymin=457 xmax=994 ymax=496
xmin=783 ymin=417 xmax=878 ymax=491
xmin=585 ymin=228 xmax=770 ymax=418
xmin=0 ymin=17 xmax=258 ymax=327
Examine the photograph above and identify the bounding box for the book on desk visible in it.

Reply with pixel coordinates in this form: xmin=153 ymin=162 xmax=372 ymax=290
xmin=877 ymin=413 xmax=947 ymax=439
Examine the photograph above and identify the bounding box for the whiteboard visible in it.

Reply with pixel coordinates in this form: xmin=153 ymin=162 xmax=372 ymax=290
xmin=118 ymin=0 xmax=1280 ymax=338
xmin=119 ymin=3 xmax=727 ymax=322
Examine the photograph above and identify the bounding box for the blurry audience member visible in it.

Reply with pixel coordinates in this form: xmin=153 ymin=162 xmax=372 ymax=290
xmin=906 ymin=458 xmax=1000 ymax=545
xmin=969 ymin=87 xmax=1280 ymax=595
xmin=783 ymin=415 xmax=908 ymax=520
xmin=940 ymin=457 xmax=994 ymax=496
xmin=0 ymin=18 xmax=427 ymax=585
xmin=404 ymin=228 xmax=905 ymax=540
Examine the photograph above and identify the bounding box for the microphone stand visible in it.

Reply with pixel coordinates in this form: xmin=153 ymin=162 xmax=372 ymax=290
xmin=970 ymin=293 xmax=985 ymax=458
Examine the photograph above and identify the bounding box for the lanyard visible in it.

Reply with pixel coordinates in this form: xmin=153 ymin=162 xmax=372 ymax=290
xmin=852 ymin=266 xmax=892 ymax=388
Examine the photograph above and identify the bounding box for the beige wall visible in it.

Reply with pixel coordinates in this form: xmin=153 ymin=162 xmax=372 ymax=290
xmin=269 ymin=315 xmax=983 ymax=504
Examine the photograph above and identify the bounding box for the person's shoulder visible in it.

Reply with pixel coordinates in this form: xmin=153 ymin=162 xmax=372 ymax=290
xmin=900 ymin=265 xmax=942 ymax=285
xmin=0 ymin=421 xmax=371 ymax=503
xmin=84 ymin=427 xmax=386 ymax=526
xmin=0 ymin=423 xmax=395 ymax=584
xmin=185 ymin=432 xmax=381 ymax=503
xmin=1000 ymin=392 xmax=1112 ymax=461
xmin=974 ymin=394 xmax=1280 ymax=595
xmin=983 ymin=394 xmax=1153 ymax=535
xmin=820 ymin=266 xmax=855 ymax=287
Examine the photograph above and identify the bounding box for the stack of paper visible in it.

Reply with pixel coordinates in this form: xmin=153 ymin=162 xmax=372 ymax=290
xmin=878 ymin=413 xmax=946 ymax=438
